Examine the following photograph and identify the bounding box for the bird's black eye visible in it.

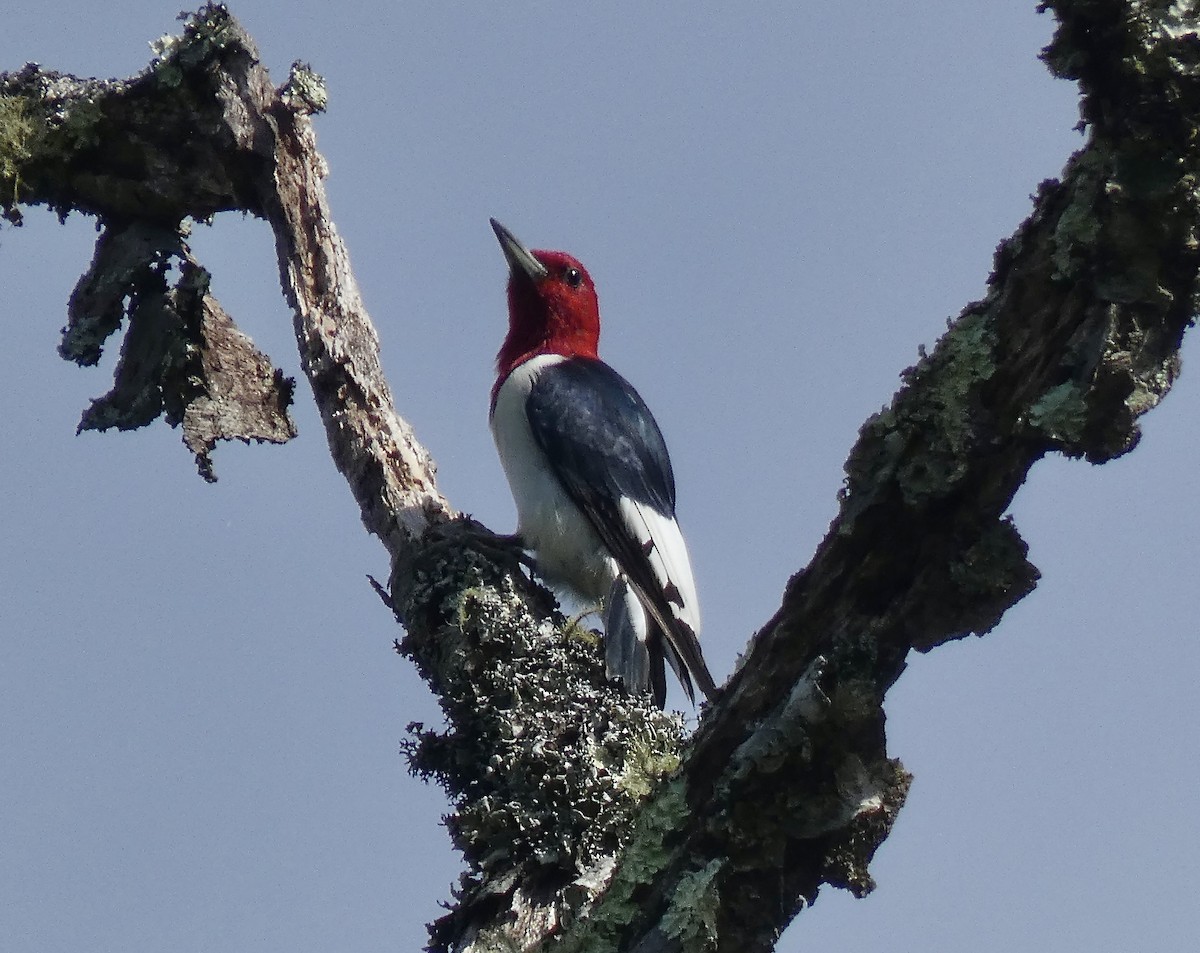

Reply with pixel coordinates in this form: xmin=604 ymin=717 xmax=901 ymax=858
xmin=564 ymin=267 xmax=583 ymax=288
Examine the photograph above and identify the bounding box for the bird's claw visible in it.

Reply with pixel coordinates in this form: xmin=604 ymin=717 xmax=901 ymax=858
xmin=456 ymin=515 xmax=536 ymax=572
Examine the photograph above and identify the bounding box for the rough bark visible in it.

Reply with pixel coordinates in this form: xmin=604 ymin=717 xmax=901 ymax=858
xmin=3 ymin=2 xmax=1197 ymax=952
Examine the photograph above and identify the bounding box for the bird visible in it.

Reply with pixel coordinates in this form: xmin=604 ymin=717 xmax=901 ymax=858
xmin=487 ymin=218 xmax=717 ymax=708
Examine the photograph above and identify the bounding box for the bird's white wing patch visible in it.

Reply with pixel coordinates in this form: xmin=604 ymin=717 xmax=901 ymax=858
xmin=616 ymin=497 xmax=701 ymax=637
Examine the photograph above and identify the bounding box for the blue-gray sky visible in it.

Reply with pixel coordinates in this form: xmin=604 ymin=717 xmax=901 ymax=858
xmin=3 ymin=3 xmax=1197 ymax=951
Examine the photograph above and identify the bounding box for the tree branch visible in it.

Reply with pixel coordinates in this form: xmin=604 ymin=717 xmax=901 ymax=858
xmin=1 ymin=7 xmax=448 ymax=538
xmin=560 ymin=3 xmax=1200 ymax=949
xmin=3 ymin=2 xmax=1197 ymax=952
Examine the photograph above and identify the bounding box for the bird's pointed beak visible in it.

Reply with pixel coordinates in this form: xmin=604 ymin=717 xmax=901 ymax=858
xmin=491 ymin=218 xmax=549 ymax=281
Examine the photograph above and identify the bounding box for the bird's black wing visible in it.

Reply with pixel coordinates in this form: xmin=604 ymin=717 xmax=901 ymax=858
xmin=525 ymin=356 xmax=715 ymax=703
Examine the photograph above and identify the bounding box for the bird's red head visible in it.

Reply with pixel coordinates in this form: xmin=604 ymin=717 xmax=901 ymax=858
xmin=491 ymin=219 xmax=601 ymax=382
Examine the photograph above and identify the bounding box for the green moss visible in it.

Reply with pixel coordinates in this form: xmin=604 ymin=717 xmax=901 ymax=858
xmin=902 ymin=310 xmax=997 ymax=495
xmin=842 ymin=307 xmax=998 ymax=520
xmin=662 ymin=858 xmax=723 ymax=950
xmin=1028 ymin=381 xmax=1088 ymax=447
xmin=1051 ymin=152 xmax=1104 ymax=280
xmin=555 ymin=778 xmax=692 ymax=953
xmin=614 ymin=733 xmax=682 ymax=800
xmin=0 ymin=94 xmax=37 ymax=206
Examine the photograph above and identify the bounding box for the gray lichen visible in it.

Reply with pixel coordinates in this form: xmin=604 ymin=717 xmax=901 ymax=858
xmin=840 ymin=305 xmax=998 ymax=524
xmin=150 ymin=3 xmax=239 ymax=84
xmin=662 ymin=858 xmax=723 ymax=950
xmin=1029 ymin=381 xmax=1089 ymax=446
xmin=394 ymin=521 xmax=686 ymax=951
xmin=553 ymin=777 xmax=694 ymax=953
xmin=281 ymin=62 xmax=327 ymax=115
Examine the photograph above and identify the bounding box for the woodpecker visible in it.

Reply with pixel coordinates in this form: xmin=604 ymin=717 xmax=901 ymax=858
xmin=488 ymin=218 xmax=717 ymax=707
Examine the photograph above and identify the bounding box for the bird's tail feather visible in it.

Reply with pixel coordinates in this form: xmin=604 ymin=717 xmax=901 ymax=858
xmin=605 ymin=576 xmax=692 ymax=708
xmin=658 ymin=635 xmax=696 ymax=707
xmin=605 ymin=576 xmax=651 ymax=697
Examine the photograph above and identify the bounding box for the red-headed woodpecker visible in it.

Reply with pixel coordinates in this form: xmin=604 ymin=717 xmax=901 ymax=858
xmin=488 ymin=218 xmax=717 ymax=708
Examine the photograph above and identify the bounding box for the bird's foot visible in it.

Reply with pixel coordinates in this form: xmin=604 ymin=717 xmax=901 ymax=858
xmin=454 ymin=515 xmax=536 ymax=572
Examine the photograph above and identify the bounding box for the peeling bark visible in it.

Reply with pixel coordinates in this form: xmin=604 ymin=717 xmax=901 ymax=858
xmin=62 ymin=221 xmax=297 ymax=480
xmin=2 ymin=2 xmax=1197 ymax=952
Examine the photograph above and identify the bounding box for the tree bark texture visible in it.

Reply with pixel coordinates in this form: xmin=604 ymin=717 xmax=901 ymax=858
xmin=2 ymin=2 xmax=1198 ymax=951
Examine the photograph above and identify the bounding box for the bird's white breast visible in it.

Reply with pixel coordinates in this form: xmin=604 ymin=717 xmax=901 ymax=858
xmin=490 ymin=354 xmax=616 ymax=601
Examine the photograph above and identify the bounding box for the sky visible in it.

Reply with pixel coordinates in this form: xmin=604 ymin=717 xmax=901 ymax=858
xmin=2 ymin=3 xmax=1198 ymax=952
